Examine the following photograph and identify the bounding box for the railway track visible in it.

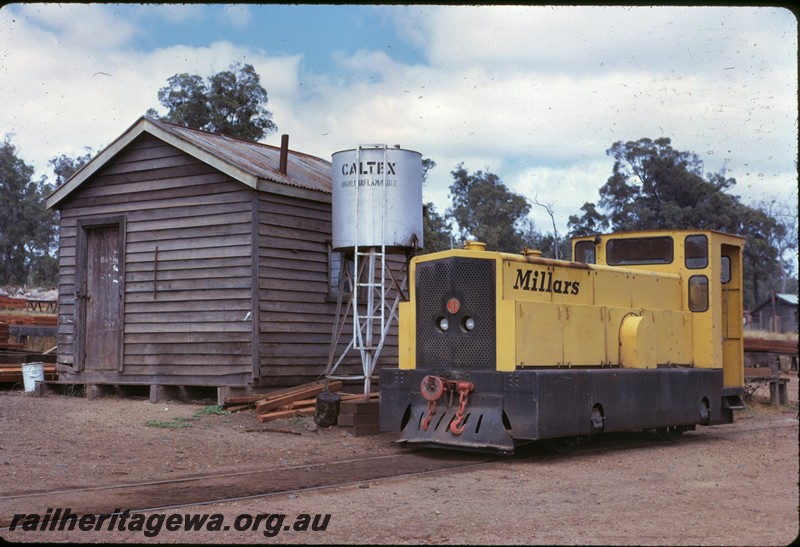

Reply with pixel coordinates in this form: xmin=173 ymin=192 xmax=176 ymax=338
xmin=0 ymin=451 xmax=502 ymax=529
xmin=2 ymin=417 xmax=795 ymax=529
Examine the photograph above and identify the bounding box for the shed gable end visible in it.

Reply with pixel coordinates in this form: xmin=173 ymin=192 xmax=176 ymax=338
xmin=56 ymin=134 xmax=257 ymax=385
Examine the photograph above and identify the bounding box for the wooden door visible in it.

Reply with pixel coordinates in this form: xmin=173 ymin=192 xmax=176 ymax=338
xmin=81 ymin=225 xmax=122 ymax=371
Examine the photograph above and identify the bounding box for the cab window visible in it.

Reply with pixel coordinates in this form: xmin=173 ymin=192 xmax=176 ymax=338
xmin=689 ymin=275 xmax=709 ymax=312
xmin=607 ymin=237 xmax=673 ymax=265
xmin=721 ymin=256 xmax=731 ymax=283
xmin=574 ymin=240 xmax=596 ymax=264
xmin=685 ymin=234 xmax=708 ymax=269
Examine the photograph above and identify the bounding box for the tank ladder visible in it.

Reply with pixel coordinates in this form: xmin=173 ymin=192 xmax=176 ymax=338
xmin=324 ymin=145 xmax=407 ymax=399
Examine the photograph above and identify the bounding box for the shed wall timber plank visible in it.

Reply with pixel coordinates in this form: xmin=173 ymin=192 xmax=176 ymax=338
xmin=262 ymin=192 xmax=331 ymax=214
xmin=126 ymin=265 xmax=252 ymax=284
xmin=126 ymin=245 xmax=252 ymax=264
xmin=97 ymin=153 xmax=196 ymax=176
xmin=66 ymin=180 xmax=241 ymax=209
xmin=256 ymin=289 xmax=327 ymax=305
xmin=126 ymin=212 xmax=253 ymax=236
xmin=258 ymin=212 xmax=331 ymax=234
xmin=61 ymin=189 xmax=251 ymax=218
xmin=74 ymin=166 xmax=229 ymax=197
xmin=261 ymin=247 xmax=328 ymax=265
xmin=54 ymin=371 xmax=251 ymax=385
xmin=124 ymin=289 xmax=252 ymax=303
xmin=124 ymin=332 xmax=252 ymax=344
xmin=125 ymin=256 xmax=251 ymax=273
xmin=125 ymin=342 xmax=251 ymax=356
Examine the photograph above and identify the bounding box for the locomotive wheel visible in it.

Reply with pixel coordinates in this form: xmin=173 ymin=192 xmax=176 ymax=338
xmin=655 ymin=426 xmax=685 ymax=441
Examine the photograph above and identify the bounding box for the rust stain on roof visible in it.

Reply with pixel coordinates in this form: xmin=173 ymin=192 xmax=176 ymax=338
xmin=153 ymin=119 xmax=332 ymax=194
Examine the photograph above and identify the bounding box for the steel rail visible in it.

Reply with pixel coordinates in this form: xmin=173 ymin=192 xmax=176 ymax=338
xmin=1 ymin=418 xmax=795 ymax=530
xmin=0 ymin=451 xmax=501 ymax=529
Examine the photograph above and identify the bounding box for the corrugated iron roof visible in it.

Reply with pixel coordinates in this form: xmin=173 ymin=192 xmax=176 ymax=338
xmin=751 ymin=292 xmax=799 ymax=313
xmin=152 ymin=119 xmax=332 ymax=193
xmin=47 ymin=116 xmax=332 ymax=209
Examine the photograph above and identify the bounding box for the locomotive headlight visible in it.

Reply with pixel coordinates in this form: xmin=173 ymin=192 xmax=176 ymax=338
xmin=437 ymin=317 xmax=450 ymax=332
xmin=463 ymin=317 xmax=475 ymax=332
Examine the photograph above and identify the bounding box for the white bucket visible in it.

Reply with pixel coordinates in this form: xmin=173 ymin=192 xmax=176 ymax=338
xmin=21 ymin=362 xmax=45 ymax=392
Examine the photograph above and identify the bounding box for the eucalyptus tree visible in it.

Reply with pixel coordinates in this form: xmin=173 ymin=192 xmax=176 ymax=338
xmin=148 ymin=62 xmax=277 ymax=141
xmin=568 ymin=137 xmax=787 ymax=307
xmin=0 ymin=136 xmax=59 ymax=285
xmin=447 ymin=163 xmax=531 ymax=253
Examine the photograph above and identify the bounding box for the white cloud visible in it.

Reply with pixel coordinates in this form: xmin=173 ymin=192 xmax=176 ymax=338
xmin=421 ymin=6 xmax=794 ymax=76
xmin=220 ymin=5 xmax=252 ymax=29
xmin=15 ymin=3 xmax=137 ymax=48
xmin=137 ymin=4 xmax=206 ymax=25
xmin=379 ymin=5 xmax=797 ymax=229
xmin=0 ymin=4 xmax=300 ymax=177
xmin=511 ymin=161 xmax=615 ymax=235
xmin=384 ymin=5 xmax=430 ymax=52
xmin=0 ymin=3 xmax=795 ymax=244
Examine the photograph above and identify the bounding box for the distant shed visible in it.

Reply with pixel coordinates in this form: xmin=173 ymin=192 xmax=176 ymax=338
xmin=46 ymin=116 xmax=391 ymax=392
xmin=748 ymin=292 xmax=798 ymax=334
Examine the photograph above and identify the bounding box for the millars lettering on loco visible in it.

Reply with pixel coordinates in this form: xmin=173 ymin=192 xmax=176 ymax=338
xmin=512 ymin=268 xmax=581 ymax=295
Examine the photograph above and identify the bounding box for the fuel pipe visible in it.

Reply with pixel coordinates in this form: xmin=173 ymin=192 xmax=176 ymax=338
xmin=419 ymin=375 xmax=474 ymax=435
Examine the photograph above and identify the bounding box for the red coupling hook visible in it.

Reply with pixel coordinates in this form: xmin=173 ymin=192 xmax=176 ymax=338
xmin=448 ymin=381 xmax=474 ymax=435
xmin=419 ymin=376 xmax=474 ymax=435
xmin=420 ymin=375 xmax=444 ymax=431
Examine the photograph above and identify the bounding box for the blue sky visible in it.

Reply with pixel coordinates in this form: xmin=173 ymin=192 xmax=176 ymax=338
xmin=123 ymin=5 xmax=426 ymax=73
xmin=0 ymin=4 xmax=797 ymax=244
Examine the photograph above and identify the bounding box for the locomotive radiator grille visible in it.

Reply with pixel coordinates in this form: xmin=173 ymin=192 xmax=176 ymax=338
xmin=416 ymin=257 xmax=496 ymax=370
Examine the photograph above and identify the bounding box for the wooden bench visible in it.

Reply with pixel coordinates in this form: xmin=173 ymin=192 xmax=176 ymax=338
xmin=26 ymin=299 xmax=57 ymax=312
xmin=745 ymin=375 xmax=789 ymax=406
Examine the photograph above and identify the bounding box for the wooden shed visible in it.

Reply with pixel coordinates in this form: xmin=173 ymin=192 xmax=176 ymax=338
xmin=748 ymin=292 xmax=798 ymax=334
xmin=46 ymin=116 xmax=395 ymax=394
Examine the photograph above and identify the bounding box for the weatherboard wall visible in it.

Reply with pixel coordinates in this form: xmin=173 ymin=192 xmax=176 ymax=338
xmin=255 ymin=190 xmax=400 ymax=387
xmin=55 ymin=134 xmax=255 ymax=385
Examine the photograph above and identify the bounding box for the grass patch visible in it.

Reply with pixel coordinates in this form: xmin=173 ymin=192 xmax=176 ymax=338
xmin=192 ymin=405 xmax=230 ymax=418
xmin=144 ymin=417 xmax=194 ymax=429
xmin=144 ymin=405 xmax=230 ymax=429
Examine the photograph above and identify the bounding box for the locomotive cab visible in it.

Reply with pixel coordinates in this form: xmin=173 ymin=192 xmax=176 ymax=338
xmin=572 ymin=231 xmax=745 ymax=391
xmin=379 ymin=229 xmax=746 ymax=454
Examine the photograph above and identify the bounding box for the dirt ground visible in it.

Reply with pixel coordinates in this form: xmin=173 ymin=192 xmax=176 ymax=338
xmin=1 ymin=375 xmax=798 ymax=545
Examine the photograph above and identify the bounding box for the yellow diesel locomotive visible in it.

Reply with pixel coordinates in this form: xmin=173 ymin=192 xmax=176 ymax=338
xmin=379 ymin=230 xmax=746 ymax=454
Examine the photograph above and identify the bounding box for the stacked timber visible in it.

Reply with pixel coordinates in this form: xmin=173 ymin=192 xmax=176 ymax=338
xmin=0 ymin=348 xmax=58 ymax=383
xmin=743 ymin=336 xmax=798 ymax=355
xmin=222 ymin=380 xmax=342 ymax=420
xmin=0 ymin=295 xmax=28 ymax=310
xmin=0 ymin=323 xmax=25 ymax=350
xmin=221 ymin=379 xmax=380 ymax=431
xmin=0 ymin=314 xmax=57 ymax=326
xmin=337 ymin=398 xmax=380 ymax=436
xmin=0 ymin=364 xmax=58 ymax=383
xmin=251 ymin=380 xmax=342 ymax=422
